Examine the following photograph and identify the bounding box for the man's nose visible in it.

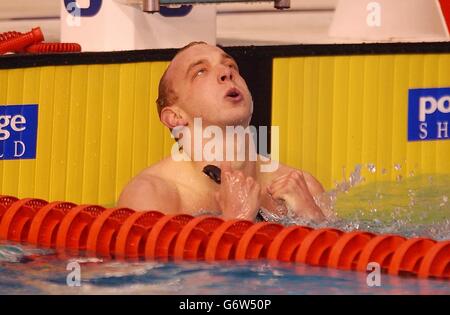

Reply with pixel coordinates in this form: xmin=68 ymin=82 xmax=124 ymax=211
xmin=218 ymin=65 xmax=233 ymax=83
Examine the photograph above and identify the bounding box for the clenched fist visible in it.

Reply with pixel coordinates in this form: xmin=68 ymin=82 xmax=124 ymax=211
xmin=267 ymin=170 xmax=325 ymax=223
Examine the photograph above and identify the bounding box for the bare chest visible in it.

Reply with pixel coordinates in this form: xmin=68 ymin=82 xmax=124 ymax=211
xmin=175 ymin=180 xmax=282 ymax=217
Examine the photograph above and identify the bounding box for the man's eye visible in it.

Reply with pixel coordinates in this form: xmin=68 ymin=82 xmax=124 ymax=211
xmin=195 ymin=69 xmax=206 ymax=77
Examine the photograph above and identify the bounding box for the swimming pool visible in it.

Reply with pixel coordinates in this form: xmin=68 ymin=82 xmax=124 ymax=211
xmin=0 ymin=248 xmax=449 ymax=295
xmin=1 ymin=169 xmax=448 ymax=295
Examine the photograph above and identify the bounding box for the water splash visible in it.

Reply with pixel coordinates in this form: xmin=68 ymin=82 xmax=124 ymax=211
xmin=261 ymin=164 xmax=450 ymax=240
xmin=367 ymin=163 xmax=376 ymax=174
xmin=326 ymin=167 xmax=450 ymax=240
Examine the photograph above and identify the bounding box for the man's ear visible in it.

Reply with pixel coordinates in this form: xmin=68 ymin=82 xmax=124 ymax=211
xmin=160 ymin=106 xmax=188 ymax=129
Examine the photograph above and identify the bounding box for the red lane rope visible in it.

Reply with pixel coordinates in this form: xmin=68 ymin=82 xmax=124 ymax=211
xmin=0 ymin=28 xmax=81 ymax=54
xmin=0 ymin=195 xmax=448 ymax=280
xmin=25 ymin=43 xmax=81 ymax=53
xmin=0 ymin=27 xmax=44 ymax=55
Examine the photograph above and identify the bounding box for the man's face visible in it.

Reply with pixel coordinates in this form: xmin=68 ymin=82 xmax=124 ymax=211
xmin=165 ymin=44 xmax=253 ymax=127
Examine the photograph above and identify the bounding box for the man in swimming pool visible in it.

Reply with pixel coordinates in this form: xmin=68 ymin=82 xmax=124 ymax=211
xmin=118 ymin=42 xmax=327 ymax=223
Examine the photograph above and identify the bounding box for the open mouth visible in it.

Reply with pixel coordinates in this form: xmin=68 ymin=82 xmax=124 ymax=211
xmin=225 ymin=87 xmax=243 ymax=102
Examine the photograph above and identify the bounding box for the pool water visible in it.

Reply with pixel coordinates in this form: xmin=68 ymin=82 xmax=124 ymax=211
xmin=329 ymin=171 xmax=450 ymax=240
xmin=0 ymin=167 xmax=449 ymax=295
xmin=0 ymin=246 xmax=449 ymax=295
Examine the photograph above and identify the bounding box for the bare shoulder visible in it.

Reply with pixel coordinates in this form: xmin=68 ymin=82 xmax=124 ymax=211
xmin=117 ymin=164 xmax=181 ymax=213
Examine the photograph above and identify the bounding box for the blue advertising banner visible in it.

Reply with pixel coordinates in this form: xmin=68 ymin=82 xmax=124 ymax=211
xmin=0 ymin=104 xmax=38 ymax=160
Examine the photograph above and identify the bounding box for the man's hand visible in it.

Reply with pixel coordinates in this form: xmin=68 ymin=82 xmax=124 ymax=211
xmin=267 ymin=171 xmax=325 ymax=223
xmin=215 ymin=162 xmax=261 ymax=221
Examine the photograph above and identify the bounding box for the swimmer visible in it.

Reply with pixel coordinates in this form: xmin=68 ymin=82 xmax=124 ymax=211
xmin=118 ymin=42 xmax=326 ymax=224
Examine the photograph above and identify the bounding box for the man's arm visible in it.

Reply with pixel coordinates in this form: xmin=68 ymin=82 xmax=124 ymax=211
xmin=117 ymin=174 xmax=181 ymax=213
